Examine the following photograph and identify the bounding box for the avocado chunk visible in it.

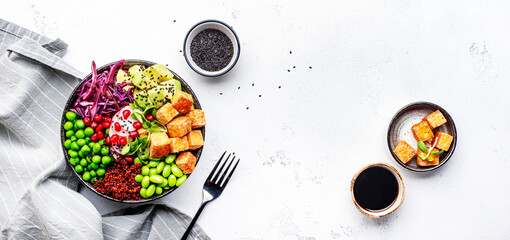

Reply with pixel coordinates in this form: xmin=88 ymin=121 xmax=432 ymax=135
xmin=131 ymin=71 xmax=157 ymax=90
xmin=144 ymin=64 xmax=174 ymax=82
xmin=134 ymin=89 xmax=150 ymax=108
xmin=129 ymin=65 xmax=145 ymax=76
xmin=116 ymin=69 xmax=133 ymax=91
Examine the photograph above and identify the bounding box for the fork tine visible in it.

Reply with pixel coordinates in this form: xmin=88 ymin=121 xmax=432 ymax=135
xmin=220 ymin=158 xmax=240 ymax=188
xmin=207 ymin=151 xmax=226 ymax=180
xmin=212 ymin=153 xmax=231 ymax=183
xmin=217 ymin=156 xmax=235 ymax=185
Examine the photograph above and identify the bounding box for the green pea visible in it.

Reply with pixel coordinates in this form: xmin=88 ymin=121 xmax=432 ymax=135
xmin=140 ymin=188 xmax=147 ymax=198
xmin=156 ymin=162 xmax=165 ymax=174
xmin=78 ymin=150 xmax=85 ymax=158
xmin=171 ymin=165 xmax=183 ymax=177
xmin=75 ymin=130 xmax=85 ymax=139
xmin=64 ymin=139 xmax=72 ymax=149
xmin=86 ymin=156 xmax=92 ymax=163
xmin=66 ymin=130 xmax=75 ymax=138
xmin=82 ymin=172 xmax=91 ymax=181
xmin=101 ymin=147 xmax=109 ymax=156
xmin=101 ymin=156 xmax=111 ymax=165
xmin=141 ymin=166 xmax=150 ymax=176
xmin=69 ymin=158 xmax=79 ymax=166
xmin=90 ymin=170 xmax=97 ymax=177
xmin=68 ymin=150 xmax=78 ymax=158
xmin=91 ymin=177 xmax=98 ymax=184
xmin=92 ymin=143 xmax=101 ymax=154
xmin=155 ymin=187 xmax=163 ymax=195
xmin=65 ymin=111 xmax=77 ymax=121
xmin=88 ymin=142 xmax=95 ymax=148
xmin=64 ymin=121 xmax=74 ymax=130
xmin=135 ymin=174 xmax=143 ymax=182
xmin=85 ymin=137 xmax=91 ymax=143
xmin=149 ymin=168 xmax=157 ymax=176
xmin=75 ymin=120 xmax=85 ymax=129
xmin=90 ymin=163 xmax=99 ymax=170
xmin=105 ymin=128 xmax=109 ymax=135
xmin=97 ymin=168 xmax=106 ymax=176
xmin=149 ymin=175 xmax=164 ymax=184
xmin=176 ymin=175 xmax=187 ymax=187
xmin=162 ymin=165 xmax=171 ymax=178
xmin=165 ymin=154 xmax=176 ymax=164
xmin=75 ymin=165 xmax=83 ymax=173
xmin=70 ymin=136 xmax=77 ymax=142
xmin=81 ymin=145 xmax=91 ymax=153
xmin=99 ymin=164 xmax=106 ymax=168
xmin=168 ymin=175 xmax=177 ymax=187
xmin=77 ymin=139 xmax=86 ymax=147
xmin=79 ymin=159 xmax=87 ymax=166
xmin=92 ymin=155 xmax=101 ymax=164
xmin=84 ymin=127 xmax=94 ymax=137
xmin=141 ymin=176 xmax=150 ymax=188
xmin=148 ymin=161 xmax=159 ymax=168
xmin=146 ymin=184 xmax=155 ymax=197
xmin=134 ymin=157 xmax=141 ymax=165
xmin=158 ymin=179 xmax=168 ymax=187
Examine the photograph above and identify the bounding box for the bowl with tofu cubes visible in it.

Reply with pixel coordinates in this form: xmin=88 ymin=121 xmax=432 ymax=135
xmin=387 ymin=102 xmax=456 ymax=172
xmin=61 ymin=59 xmax=206 ymax=203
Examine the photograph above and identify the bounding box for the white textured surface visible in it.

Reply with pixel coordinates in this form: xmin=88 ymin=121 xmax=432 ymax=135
xmin=2 ymin=1 xmax=510 ymax=239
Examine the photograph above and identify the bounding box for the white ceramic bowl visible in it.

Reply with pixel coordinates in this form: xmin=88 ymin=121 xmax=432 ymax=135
xmin=183 ymin=20 xmax=240 ymax=77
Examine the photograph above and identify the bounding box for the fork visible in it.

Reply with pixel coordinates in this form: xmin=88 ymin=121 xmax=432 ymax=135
xmin=181 ymin=151 xmax=240 ymax=240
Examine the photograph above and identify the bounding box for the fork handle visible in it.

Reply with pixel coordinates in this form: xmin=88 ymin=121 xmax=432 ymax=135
xmin=181 ymin=202 xmax=209 ymax=240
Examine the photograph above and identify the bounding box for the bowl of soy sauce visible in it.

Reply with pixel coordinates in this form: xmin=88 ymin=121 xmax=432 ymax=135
xmin=350 ymin=163 xmax=405 ymax=218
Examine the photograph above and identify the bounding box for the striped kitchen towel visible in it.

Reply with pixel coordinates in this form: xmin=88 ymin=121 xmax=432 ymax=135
xmin=0 ymin=19 xmax=209 ymax=240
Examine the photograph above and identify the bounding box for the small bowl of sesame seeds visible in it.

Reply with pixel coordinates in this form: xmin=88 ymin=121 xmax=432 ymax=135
xmin=183 ymin=19 xmax=240 ymax=77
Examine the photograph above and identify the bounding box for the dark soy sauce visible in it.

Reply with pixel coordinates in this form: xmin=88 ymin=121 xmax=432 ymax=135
xmin=353 ymin=167 xmax=399 ymax=211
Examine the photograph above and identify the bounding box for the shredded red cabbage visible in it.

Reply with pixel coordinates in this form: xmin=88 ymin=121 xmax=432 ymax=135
xmin=71 ymin=60 xmax=134 ymax=118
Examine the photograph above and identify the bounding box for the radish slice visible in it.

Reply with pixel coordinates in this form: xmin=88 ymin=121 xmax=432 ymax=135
xmin=109 ymin=105 xmax=140 ymax=159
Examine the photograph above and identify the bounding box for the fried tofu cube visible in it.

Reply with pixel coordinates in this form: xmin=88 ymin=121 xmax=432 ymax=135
xmin=176 ymin=151 xmax=197 ymax=174
xmin=424 ymin=110 xmax=447 ymax=129
xmin=412 ymin=121 xmax=434 ymax=141
xmin=393 ymin=140 xmax=416 ymax=164
xmin=171 ymin=91 xmax=194 ymax=114
xmin=417 ymin=148 xmax=440 ymax=167
xmin=167 ymin=116 xmax=192 ymax=138
xmin=150 ymin=132 xmax=171 ymax=158
xmin=156 ymin=103 xmax=180 ymax=125
xmin=138 ymin=127 xmax=148 ymax=138
xmin=187 ymin=130 xmax=204 ymax=150
xmin=186 ymin=109 xmax=206 ymax=129
xmin=435 ymin=132 xmax=453 ymax=151
xmin=168 ymin=136 xmax=189 ymax=153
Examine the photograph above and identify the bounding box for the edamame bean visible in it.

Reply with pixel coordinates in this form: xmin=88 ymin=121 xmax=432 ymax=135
xmin=101 ymin=156 xmax=111 ymax=165
xmin=141 ymin=166 xmax=150 ymax=176
xmin=80 ymin=159 xmax=88 ymax=167
xmin=84 ymin=127 xmax=94 ymax=137
xmin=75 ymin=130 xmax=85 ymax=139
xmin=75 ymin=120 xmax=85 ymax=129
xmin=171 ymin=165 xmax=183 ymax=177
xmin=163 ymin=186 xmax=170 ymax=190
xmin=101 ymin=147 xmax=109 ymax=156
xmin=64 ymin=139 xmax=72 ymax=149
xmin=83 ymin=172 xmax=91 ymax=181
xmin=168 ymin=175 xmax=177 ymax=187
xmin=149 ymin=168 xmax=157 ymax=176
xmin=141 ymin=176 xmax=150 ymax=188
xmin=146 ymin=184 xmax=155 ymax=197
xmin=140 ymin=188 xmax=147 ymax=198
xmin=165 ymin=154 xmax=176 ymax=164
xmin=66 ymin=111 xmax=77 ymax=121
xmin=148 ymin=161 xmax=159 ymax=168
xmin=149 ymin=175 xmax=164 ymax=184
xmin=97 ymin=168 xmax=106 ymax=176
xmin=92 ymin=155 xmax=101 ymax=164
xmin=64 ymin=121 xmax=74 ymax=130
xmin=155 ymin=187 xmax=163 ymax=195
xmin=156 ymin=162 xmax=165 ymax=174
xmin=162 ymin=165 xmax=171 ymax=178
xmin=75 ymin=165 xmax=83 ymax=173
xmin=158 ymin=179 xmax=168 ymax=188
xmin=135 ymin=174 xmax=143 ymax=182
xmin=176 ymin=175 xmax=187 ymax=187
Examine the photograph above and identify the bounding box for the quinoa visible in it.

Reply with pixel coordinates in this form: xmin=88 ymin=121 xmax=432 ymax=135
xmin=93 ymin=158 xmax=142 ymax=201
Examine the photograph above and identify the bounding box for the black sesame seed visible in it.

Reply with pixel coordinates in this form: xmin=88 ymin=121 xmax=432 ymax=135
xmin=238 ymin=86 xmax=240 ymax=89
xmin=278 ymin=86 xmax=281 ymax=88
xmin=220 ymin=93 xmax=223 ymax=95
xmin=290 ymin=51 xmax=292 ymax=54
xmin=246 ymin=107 xmax=249 ymax=110
xmin=252 ymin=83 xmax=254 ymax=86
xmin=293 ymin=66 xmax=296 ymax=69
xmin=309 ymin=66 xmax=312 ymax=69
xmin=287 ymin=70 xmax=290 ymax=72
xmin=259 ymin=95 xmax=261 ymax=97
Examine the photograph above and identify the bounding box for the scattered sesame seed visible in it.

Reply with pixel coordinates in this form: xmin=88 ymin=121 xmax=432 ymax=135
xmin=293 ymin=66 xmax=296 ymax=69
xmin=278 ymin=86 xmax=281 ymax=88
xmin=287 ymin=69 xmax=290 ymax=72
xmin=290 ymin=51 xmax=292 ymax=54
xmin=252 ymin=83 xmax=254 ymax=86
xmin=173 ymin=20 xmax=176 ymax=22
xmin=246 ymin=107 xmax=249 ymax=110
xmin=259 ymin=95 xmax=261 ymax=97
xmin=309 ymin=66 xmax=312 ymax=69
xmin=220 ymin=93 xmax=223 ymax=95
xmin=238 ymin=86 xmax=240 ymax=89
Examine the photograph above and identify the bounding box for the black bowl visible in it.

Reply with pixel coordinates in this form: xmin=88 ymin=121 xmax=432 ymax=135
xmin=61 ymin=59 xmax=205 ymax=203
xmin=387 ymin=102 xmax=456 ymax=172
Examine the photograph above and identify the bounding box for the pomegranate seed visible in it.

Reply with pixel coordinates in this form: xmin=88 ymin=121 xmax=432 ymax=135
xmin=123 ymin=110 xmax=131 ymax=120
xmin=93 ymin=115 xmax=103 ymax=123
xmin=83 ymin=117 xmax=92 ymax=126
xmin=95 ymin=125 xmax=103 ymax=133
xmin=102 ymin=121 xmax=111 ymax=128
xmin=97 ymin=131 xmax=105 ymax=140
xmin=114 ymin=122 xmax=121 ymax=131
xmin=133 ymin=122 xmax=142 ymax=130
xmin=103 ymin=117 xmax=112 ymax=123
xmin=125 ymin=156 xmax=133 ymax=163
xmin=105 ymin=136 xmax=111 ymax=145
xmin=129 ymin=131 xmax=139 ymax=138
xmin=91 ymin=122 xmax=98 ymax=129
xmin=90 ymin=133 xmax=98 ymax=142
xmin=146 ymin=114 xmax=154 ymax=121
xmin=119 ymin=137 xmax=127 ymax=146
xmin=110 ymin=134 xmax=119 ymax=144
